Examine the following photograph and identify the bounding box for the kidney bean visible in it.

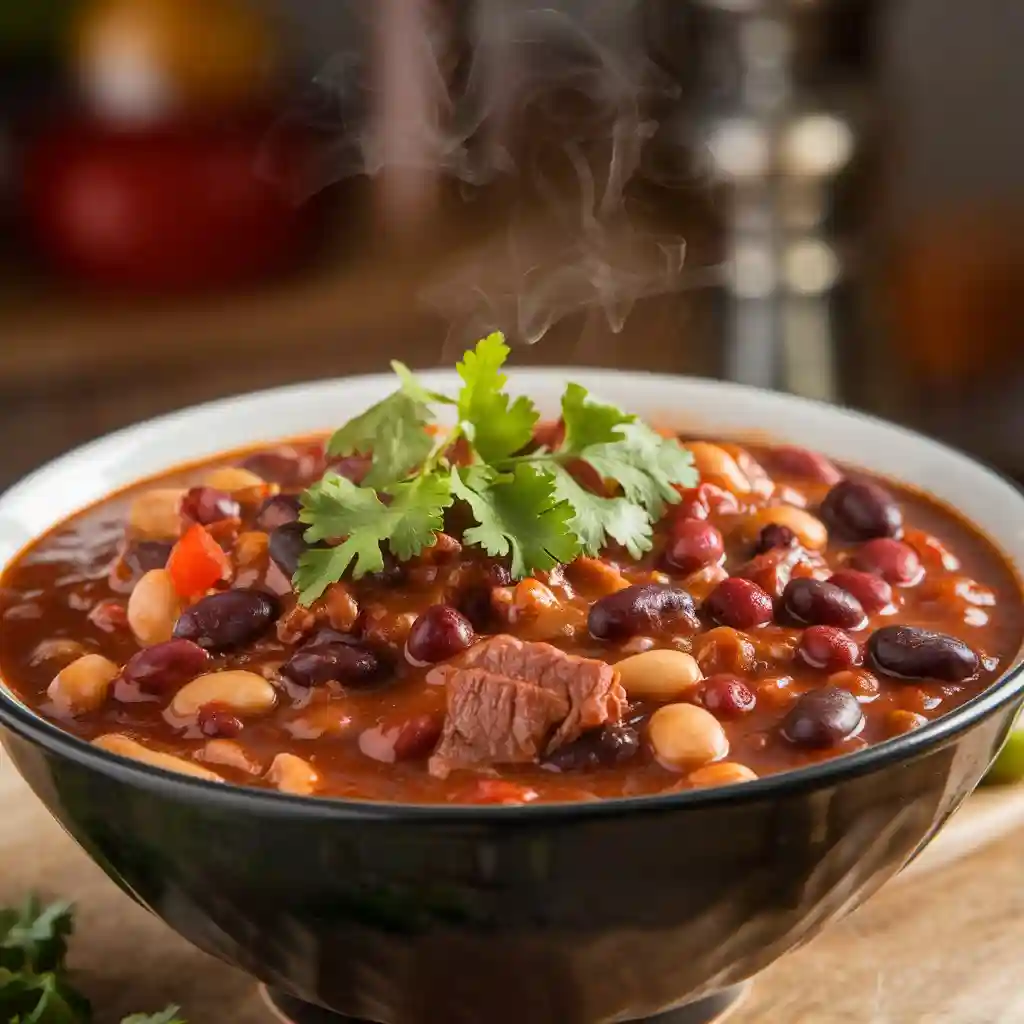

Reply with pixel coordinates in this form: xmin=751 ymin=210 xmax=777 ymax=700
xmin=406 ymin=604 xmax=475 ymax=664
xmin=819 ymin=479 xmax=903 ymax=541
xmin=850 ymin=538 xmax=923 ymax=585
xmin=544 ymin=724 xmax=641 ymax=771
xmin=701 ymin=674 xmax=756 ymax=717
xmin=704 ymin=578 xmax=773 ymax=629
xmin=867 ymin=625 xmax=979 ymax=682
xmin=198 ymin=703 xmax=244 ymax=739
xmin=120 ymin=638 xmax=210 ymax=693
xmin=665 ymin=519 xmax=724 ymax=574
xmin=172 ymin=589 xmax=278 ymax=651
xmin=180 ymin=487 xmax=240 ymax=526
xmin=282 ymin=642 xmax=381 ymax=688
xmin=754 ymin=523 xmax=797 ymax=555
xmin=779 ymin=578 xmax=866 ymax=629
xmin=393 ymin=714 xmax=445 ymax=760
xmin=327 ymin=454 xmax=373 ymax=484
xmin=827 ymin=569 xmax=893 ymax=615
xmin=588 ymin=584 xmax=698 ymax=641
xmin=797 ymin=626 xmax=862 ymax=671
xmin=255 ymin=493 xmax=301 ymax=531
xmin=242 ymin=446 xmax=323 ymax=487
xmin=781 ymin=686 xmax=864 ymax=748
xmin=768 ymin=446 xmax=843 ymax=484
xmin=268 ymin=522 xmax=309 ymax=576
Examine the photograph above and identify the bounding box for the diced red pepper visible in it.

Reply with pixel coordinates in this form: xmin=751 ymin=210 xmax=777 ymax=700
xmin=167 ymin=524 xmax=230 ymax=598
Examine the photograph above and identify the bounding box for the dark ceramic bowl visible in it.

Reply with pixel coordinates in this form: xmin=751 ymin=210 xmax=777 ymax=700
xmin=2 ymin=372 xmax=1023 ymax=1024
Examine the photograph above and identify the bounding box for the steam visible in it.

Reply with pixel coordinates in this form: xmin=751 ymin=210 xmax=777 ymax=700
xmin=260 ymin=3 xmax=697 ymax=347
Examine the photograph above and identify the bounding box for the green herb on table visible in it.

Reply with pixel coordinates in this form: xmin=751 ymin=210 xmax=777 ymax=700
xmin=294 ymin=332 xmax=697 ymax=604
xmin=0 ymin=897 xmax=186 ymax=1023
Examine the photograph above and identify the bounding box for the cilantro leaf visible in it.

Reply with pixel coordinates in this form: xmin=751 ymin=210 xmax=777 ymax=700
xmin=559 ymin=382 xmax=634 ymax=453
xmin=0 ymin=898 xmax=74 ymax=976
xmin=452 ymin=465 xmax=580 ymax=577
xmin=0 ymin=968 xmax=86 ymax=1024
xmin=326 ymin=389 xmax=434 ymax=489
xmin=391 ymin=360 xmax=453 ymax=406
xmin=121 ymin=1007 xmax=187 ymax=1024
xmin=295 ymin=472 xmax=452 ymax=601
xmin=455 ymin=333 xmax=538 ymax=462
xmin=550 ymin=466 xmax=653 ymax=559
xmin=579 ymin=422 xmax=696 ymax=519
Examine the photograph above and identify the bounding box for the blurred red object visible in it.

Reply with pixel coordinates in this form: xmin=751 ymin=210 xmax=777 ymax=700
xmin=22 ymin=112 xmax=319 ymax=294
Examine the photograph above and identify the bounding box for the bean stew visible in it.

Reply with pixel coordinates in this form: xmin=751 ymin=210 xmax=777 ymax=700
xmin=1 ymin=430 xmax=1020 ymax=806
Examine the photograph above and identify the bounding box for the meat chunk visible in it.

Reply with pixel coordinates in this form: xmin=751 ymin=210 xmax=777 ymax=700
xmin=427 ymin=635 xmax=626 ymax=778
xmin=428 ymin=670 xmax=569 ymax=779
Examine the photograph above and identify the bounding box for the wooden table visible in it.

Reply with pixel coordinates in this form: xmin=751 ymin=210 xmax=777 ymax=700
xmin=3 ymin=757 xmax=1023 ymax=1024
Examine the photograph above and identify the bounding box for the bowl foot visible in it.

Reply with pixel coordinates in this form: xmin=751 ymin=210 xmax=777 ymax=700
xmin=259 ymin=981 xmax=750 ymax=1024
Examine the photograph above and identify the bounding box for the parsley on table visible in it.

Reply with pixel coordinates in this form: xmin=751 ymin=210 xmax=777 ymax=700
xmin=294 ymin=332 xmax=697 ymax=604
xmin=0 ymin=897 xmax=186 ymax=1024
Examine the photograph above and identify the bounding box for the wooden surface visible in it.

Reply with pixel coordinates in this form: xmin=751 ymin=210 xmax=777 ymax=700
xmin=3 ymin=757 xmax=1024 ymax=1024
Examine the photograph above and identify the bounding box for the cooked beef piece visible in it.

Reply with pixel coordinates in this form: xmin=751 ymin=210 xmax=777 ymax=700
xmin=428 ymin=669 xmax=569 ymax=779
xmin=427 ymin=635 xmax=625 ymax=777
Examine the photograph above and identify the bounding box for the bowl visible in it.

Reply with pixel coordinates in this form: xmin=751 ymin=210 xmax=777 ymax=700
xmin=1 ymin=371 xmax=1023 ymax=1024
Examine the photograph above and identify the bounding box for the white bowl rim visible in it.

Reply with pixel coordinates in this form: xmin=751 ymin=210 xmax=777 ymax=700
xmin=0 ymin=368 xmax=1022 ymax=819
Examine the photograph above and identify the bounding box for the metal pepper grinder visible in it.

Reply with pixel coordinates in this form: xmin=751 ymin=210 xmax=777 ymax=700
xmin=646 ymin=0 xmax=884 ymax=401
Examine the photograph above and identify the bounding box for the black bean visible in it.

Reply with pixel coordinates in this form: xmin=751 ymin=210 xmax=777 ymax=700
xmin=406 ymin=604 xmax=475 ymax=664
xmin=819 ymin=479 xmax=903 ymax=541
xmin=255 ymin=493 xmax=301 ymax=531
xmin=180 ymin=486 xmax=240 ymax=526
xmin=781 ymin=686 xmax=864 ymax=748
xmin=867 ymin=625 xmax=979 ymax=682
xmin=172 ymin=589 xmax=278 ymax=651
xmin=588 ymin=584 xmax=698 ymax=641
xmin=778 ymin=578 xmax=866 ymax=629
xmin=543 ymin=725 xmax=641 ymax=771
xmin=268 ymin=522 xmax=309 ymax=576
xmin=124 ymin=540 xmax=172 ymax=575
xmin=281 ymin=642 xmax=381 ymax=688
xmin=120 ymin=638 xmax=210 ymax=694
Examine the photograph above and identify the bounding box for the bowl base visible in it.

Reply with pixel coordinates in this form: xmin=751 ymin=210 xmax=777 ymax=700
xmin=259 ymin=982 xmax=750 ymax=1024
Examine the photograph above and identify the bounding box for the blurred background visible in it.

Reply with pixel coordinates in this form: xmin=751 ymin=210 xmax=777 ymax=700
xmin=1 ymin=0 xmax=1021 ymax=489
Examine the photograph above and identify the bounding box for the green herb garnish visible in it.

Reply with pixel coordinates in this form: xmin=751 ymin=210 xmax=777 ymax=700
xmin=294 ymin=333 xmax=697 ymax=604
xmin=0 ymin=897 xmax=186 ymax=1023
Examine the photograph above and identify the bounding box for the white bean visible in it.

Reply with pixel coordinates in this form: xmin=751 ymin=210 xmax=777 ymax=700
xmin=648 ymin=703 xmax=729 ymax=771
xmin=267 ymin=752 xmax=319 ymax=795
xmin=198 ymin=739 xmax=262 ymax=775
xmin=47 ymin=654 xmax=119 ymax=715
xmin=203 ymin=466 xmax=267 ymax=493
xmin=128 ymin=488 xmax=185 ymax=540
xmin=127 ymin=569 xmax=181 ymax=646
xmin=687 ymin=762 xmax=758 ymax=787
xmin=615 ymin=649 xmax=703 ymax=702
xmin=93 ymin=733 xmax=222 ymax=781
xmin=746 ymin=506 xmax=828 ymax=551
xmin=169 ymin=670 xmax=277 ymax=720
xmin=685 ymin=442 xmax=751 ymax=495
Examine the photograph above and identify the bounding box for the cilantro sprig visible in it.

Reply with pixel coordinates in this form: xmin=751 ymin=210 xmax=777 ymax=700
xmin=1 ymin=897 xmax=186 ymax=1023
xmin=294 ymin=333 xmax=697 ymax=604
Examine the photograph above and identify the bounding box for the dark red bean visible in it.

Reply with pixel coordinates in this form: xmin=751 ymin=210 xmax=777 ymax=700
xmin=281 ymin=642 xmax=381 ymax=688
xmin=124 ymin=540 xmax=172 ymax=575
xmin=120 ymin=638 xmax=211 ymax=693
xmin=543 ymin=724 xmax=640 ymax=771
xmin=767 ymin=446 xmax=843 ymax=484
xmin=702 ymin=674 xmax=756 ymax=717
xmin=867 ymin=625 xmax=979 ymax=682
xmin=666 ymin=519 xmax=724 ymax=574
xmin=819 ymin=479 xmax=903 ymax=541
xmin=267 ymin=522 xmax=309 ymax=577
xmin=198 ymin=704 xmax=244 ymax=738
xmin=392 ymin=714 xmax=445 ymax=760
xmin=242 ymin=446 xmax=323 ymax=487
xmin=851 ymin=538 xmax=923 ymax=585
xmin=781 ymin=686 xmax=864 ymax=748
xmin=406 ymin=604 xmax=475 ymax=664
xmin=326 ymin=455 xmax=372 ymax=484
xmin=180 ymin=486 xmax=240 ymax=526
xmin=255 ymin=493 xmax=301 ymax=531
xmin=704 ymin=578 xmax=773 ymax=629
xmin=172 ymin=589 xmax=278 ymax=651
xmin=797 ymin=626 xmax=862 ymax=671
xmin=588 ymin=584 xmax=698 ymax=641
xmin=754 ymin=523 xmax=797 ymax=555
xmin=828 ymin=569 xmax=893 ymax=615
xmin=779 ymin=578 xmax=866 ymax=630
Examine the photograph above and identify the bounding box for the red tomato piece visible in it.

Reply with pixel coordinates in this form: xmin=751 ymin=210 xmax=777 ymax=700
xmin=167 ymin=524 xmax=230 ymax=598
